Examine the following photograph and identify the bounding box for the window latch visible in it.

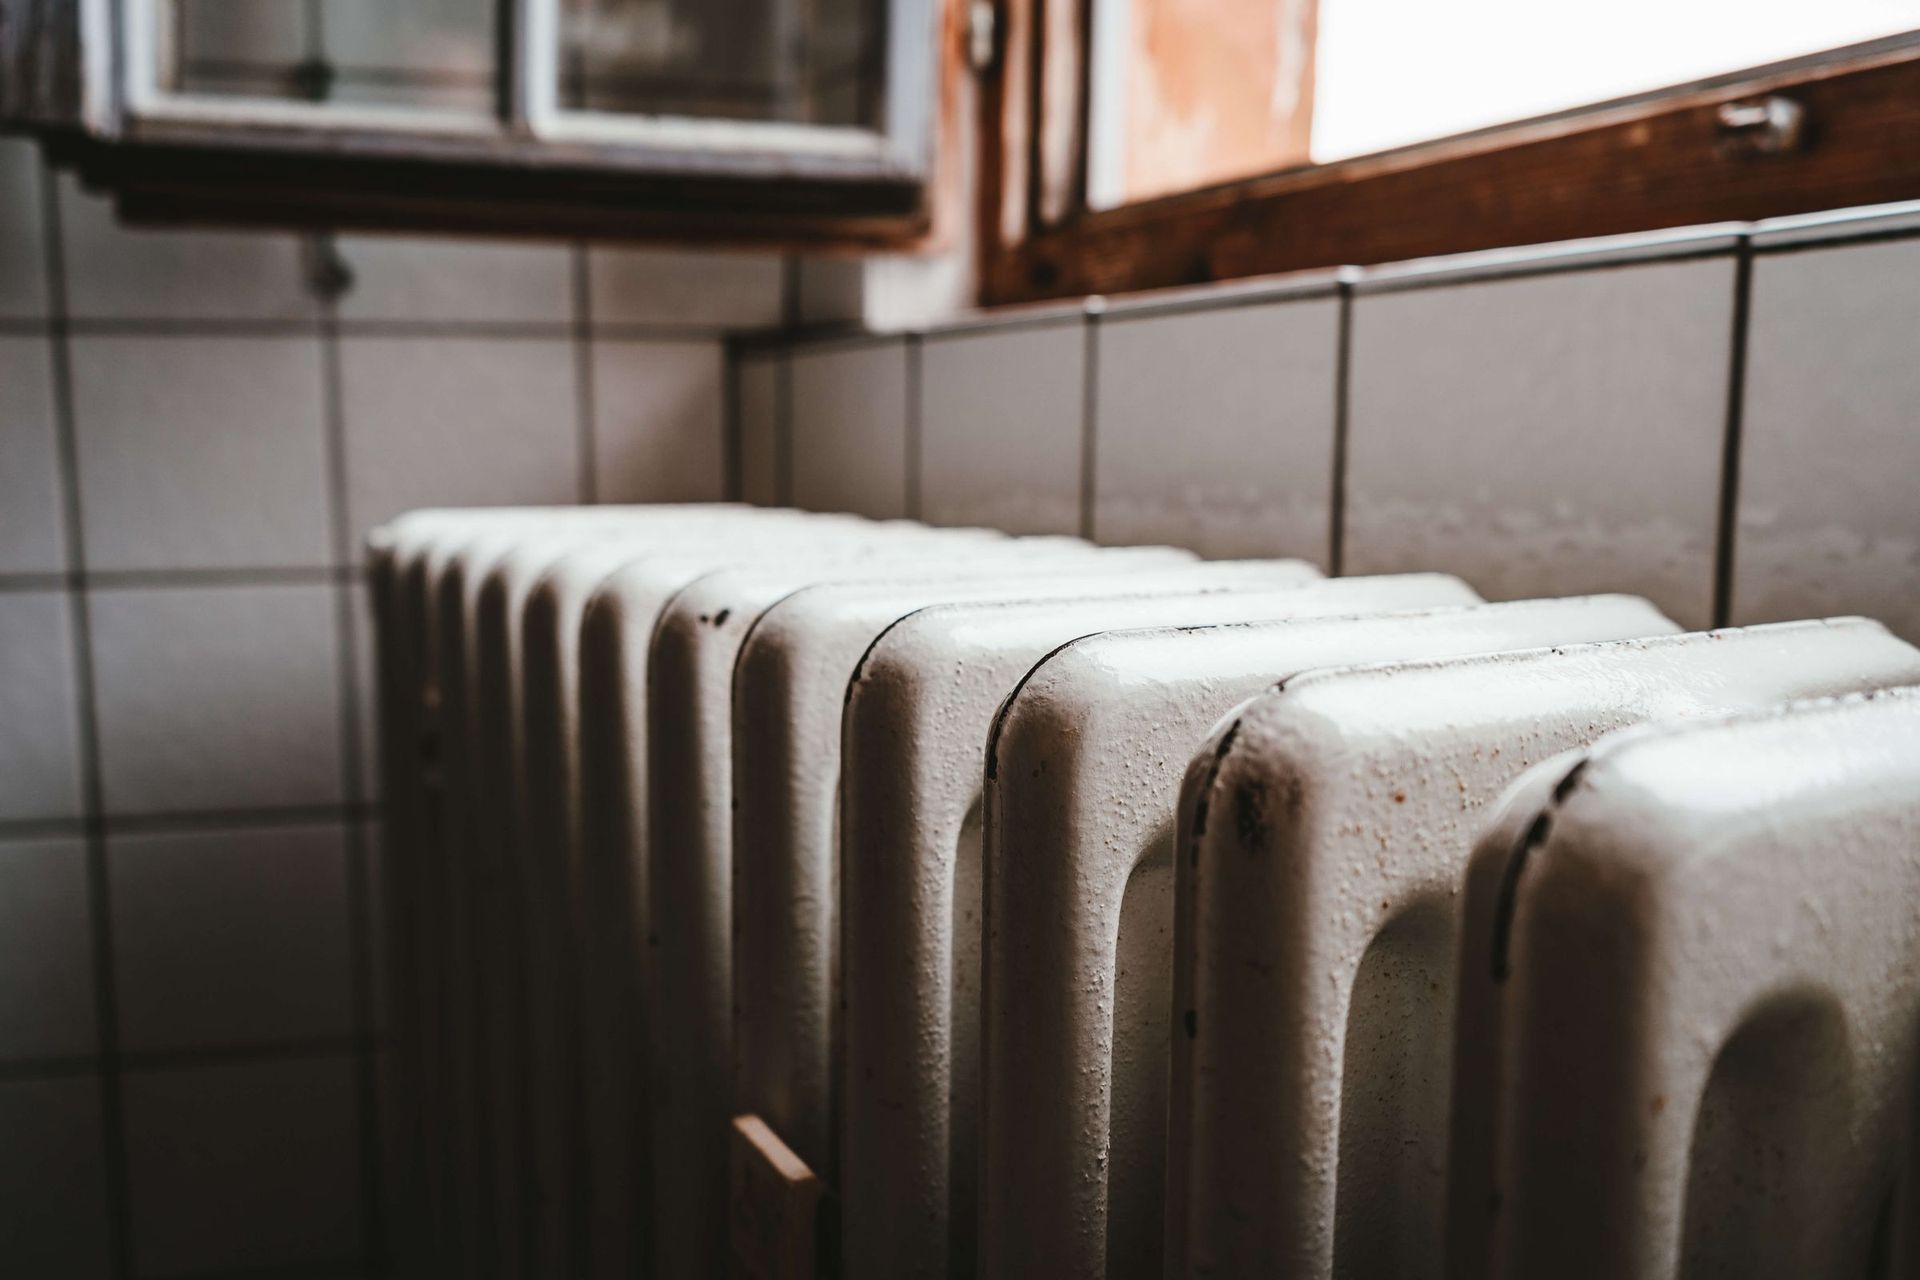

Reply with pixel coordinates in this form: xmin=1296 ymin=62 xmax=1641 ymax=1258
xmin=968 ymin=0 xmax=999 ymax=74
xmin=1715 ymin=94 xmax=1807 ymax=159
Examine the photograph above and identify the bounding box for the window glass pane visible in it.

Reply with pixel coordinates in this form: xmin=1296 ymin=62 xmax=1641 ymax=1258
xmin=558 ymin=0 xmax=886 ymax=127
xmin=162 ymin=0 xmax=497 ymax=114
xmin=1088 ymin=0 xmax=1920 ymax=210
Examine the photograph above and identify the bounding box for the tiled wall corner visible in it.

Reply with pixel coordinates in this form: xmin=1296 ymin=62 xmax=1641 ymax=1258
xmin=0 ymin=141 xmax=764 ymax=1277
xmin=920 ymin=320 xmax=1085 ymax=536
xmin=790 ymin=338 xmax=912 ymax=518
xmin=1094 ymin=298 xmax=1340 ymax=561
xmin=1346 ymin=254 xmax=1736 ymax=627
xmin=1733 ymin=233 xmax=1920 ymax=643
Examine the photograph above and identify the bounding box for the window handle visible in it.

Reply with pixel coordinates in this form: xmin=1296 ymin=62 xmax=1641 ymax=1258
xmin=1716 ymin=94 xmax=1807 ymax=158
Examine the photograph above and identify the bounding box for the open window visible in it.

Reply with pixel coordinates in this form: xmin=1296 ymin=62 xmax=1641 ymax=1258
xmin=1 ymin=0 xmax=948 ymax=245
xmin=981 ymin=1 xmax=1920 ymax=304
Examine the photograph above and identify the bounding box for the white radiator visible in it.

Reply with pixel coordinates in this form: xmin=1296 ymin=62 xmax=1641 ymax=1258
xmin=369 ymin=504 xmax=1920 ymax=1280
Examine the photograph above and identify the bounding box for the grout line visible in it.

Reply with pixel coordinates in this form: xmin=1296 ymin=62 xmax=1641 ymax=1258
xmin=116 ymin=1036 xmax=375 ymax=1074
xmin=1328 ymin=282 xmax=1354 ymax=577
xmin=124 ymin=1256 xmax=369 ymax=1280
xmin=572 ymin=246 xmax=600 ymax=505
xmin=0 ymin=1052 xmax=100 ymax=1081
xmin=1711 ymin=241 xmax=1756 ymax=629
xmin=904 ymin=334 xmax=923 ymax=519
xmin=0 ymin=566 xmax=365 ymax=594
xmin=1079 ymin=315 xmax=1099 ymax=541
xmin=0 ymin=1035 xmax=393 ymax=1084
xmin=49 ymin=315 xmax=742 ymax=342
xmin=0 ymin=815 xmax=87 ymax=841
xmin=101 ymin=803 xmax=379 ymax=836
xmin=316 ymin=276 xmax=390 ymax=1277
xmin=38 ymin=159 xmax=136 ymax=1280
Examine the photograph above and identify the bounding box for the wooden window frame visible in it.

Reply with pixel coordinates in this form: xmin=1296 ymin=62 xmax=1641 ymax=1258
xmin=977 ymin=16 xmax=1920 ymax=306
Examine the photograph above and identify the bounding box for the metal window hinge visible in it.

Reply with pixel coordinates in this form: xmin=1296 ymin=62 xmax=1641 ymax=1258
xmin=1715 ymin=94 xmax=1807 ymax=159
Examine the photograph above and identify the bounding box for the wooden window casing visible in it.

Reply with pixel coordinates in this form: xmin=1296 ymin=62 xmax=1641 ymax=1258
xmin=978 ymin=18 xmax=1920 ymax=306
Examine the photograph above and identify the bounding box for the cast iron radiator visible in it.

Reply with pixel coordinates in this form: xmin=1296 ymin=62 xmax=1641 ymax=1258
xmin=369 ymin=504 xmax=1920 ymax=1279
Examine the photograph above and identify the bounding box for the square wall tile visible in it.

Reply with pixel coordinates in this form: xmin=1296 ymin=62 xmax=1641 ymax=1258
xmin=922 ymin=321 xmax=1085 ymax=535
xmin=0 ymin=1076 xmax=112 ymax=1279
xmin=339 ymin=336 xmax=579 ymax=540
xmin=589 ymin=339 xmax=725 ymax=503
xmin=0 ymin=838 xmax=95 ymax=1061
xmin=736 ymin=352 xmax=785 ymax=506
xmin=1734 ymin=237 xmax=1920 ymax=643
xmin=0 ymin=337 xmax=69 ymax=573
xmin=56 ymin=174 xmax=315 ymax=322
xmin=789 ymin=340 xmax=909 ymax=519
xmin=588 ymin=246 xmax=785 ymax=329
xmin=1346 ymin=258 xmax=1736 ymax=627
xmin=0 ymin=138 xmax=47 ymax=318
xmin=70 ymin=336 xmax=333 ymax=572
xmin=90 ymin=584 xmax=343 ymax=814
xmin=124 ymin=1054 xmax=362 ymax=1276
xmin=334 ymin=235 xmax=573 ymax=324
xmin=0 ymin=591 xmax=84 ymax=822
xmin=1095 ymin=300 xmax=1338 ymax=560
xmin=112 ymin=822 xmax=352 ymax=1052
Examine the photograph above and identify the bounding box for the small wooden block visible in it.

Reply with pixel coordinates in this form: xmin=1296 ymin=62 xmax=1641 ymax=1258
xmin=731 ymin=1114 xmax=827 ymax=1280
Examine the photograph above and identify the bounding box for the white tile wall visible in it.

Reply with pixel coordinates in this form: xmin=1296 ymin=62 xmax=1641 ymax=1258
xmin=1347 ymin=257 xmax=1735 ymax=627
xmin=921 ymin=321 xmax=1085 ymax=535
xmin=89 ymin=585 xmax=344 ymax=814
xmin=0 ymin=591 xmax=84 ymax=822
xmin=0 ymin=839 xmax=96 ymax=1060
xmin=1094 ymin=300 xmax=1340 ymax=560
xmin=57 ymin=176 xmax=316 ymax=323
xmin=589 ymin=245 xmax=786 ymax=328
xmin=0 ymin=142 xmax=749 ymax=1278
xmin=339 ymin=335 xmax=581 ymax=538
xmin=334 ymin=236 xmax=575 ymax=324
xmin=0 ymin=1076 xmax=112 ymax=1279
xmin=111 ymin=823 xmax=353 ymax=1051
xmin=790 ymin=339 xmax=912 ymax=518
xmin=737 ymin=352 xmax=785 ymax=506
xmin=70 ymin=336 xmax=334 ymax=572
xmin=123 ymin=1055 xmax=362 ymax=1276
xmin=1734 ymin=237 xmax=1920 ymax=643
xmin=0 ymin=337 xmax=68 ymax=574
xmin=590 ymin=338 xmax=727 ymax=503
xmin=0 ymin=139 xmax=47 ymax=319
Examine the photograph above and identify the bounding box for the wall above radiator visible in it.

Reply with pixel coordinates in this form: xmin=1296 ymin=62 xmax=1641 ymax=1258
xmin=735 ymin=201 xmax=1920 ymax=644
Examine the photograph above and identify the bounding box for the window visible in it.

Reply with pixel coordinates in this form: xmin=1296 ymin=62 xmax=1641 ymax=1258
xmin=984 ymin=1 xmax=1920 ymax=303
xmin=9 ymin=0 xmax=943 ymax=244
